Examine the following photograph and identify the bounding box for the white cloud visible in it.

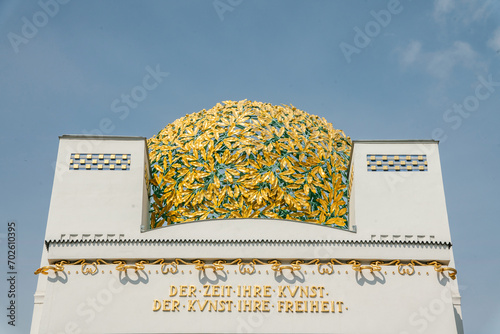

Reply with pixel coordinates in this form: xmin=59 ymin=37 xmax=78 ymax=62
xmin=433 ymin=0 xmax=454 ymax=21
xmin=426 ymin=41 xmax=477 ymax=78
xmin=400 ymin=41 xmax=422 ymax=66
xmin=487 ymin=27 xmax=500 ymax=53
xmin=433 ymin=0 xmax=495 ymax=24
xmin=466 ymin=0 xmax=495 ymax=24
xmin=398 ymin=41 xmax=481 ymax=79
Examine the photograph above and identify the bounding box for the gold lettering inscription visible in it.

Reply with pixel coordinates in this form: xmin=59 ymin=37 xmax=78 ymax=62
xmin=154 ymin=285 xmax=346 ymax=314
xmin=277 ymin=285 xmax=325 ymax=298
xmin=242 ymin=300 xmax=251 ymax=312
xmin=310 ymin=286 xmax=317 ymax=298
xmin=242 ymin=285 xmax=251 ymax=297
xmin=253 ymin=285 xmax=261 ymax=297
xmin=252 ymin=300 xmax=261 ymax=312
xmin=278 ymin=286 xmax=286 ymax=297
xmin=208 ymin=300 xmax=217 ymax=312
xmin=262 ymin=300 xmax=270 ymax=312
xmin=337 ymin=301 xmax=344 ymax=313
xmin=296 ymin=300 xmax=304 ymax=313
xmin=285 ymin=301 xmax=294 ymax=312
xmin=288 ymin=286 xmax=299 ymax=297
xmin=152 ymin=299 xmax=179 ymax=312
xmin=311 ymin=301 xmax=319 ymax=313
xmin=153 ymin=299 xmax=161 ymax=311
xmin=277 ymin=301 xmax=284 ymax=312
xmin=172 ymin=300 xmax=180 ymax=312
xmin=203 ymin=285 xmax=210 ymax=297
xmin=275 ymin=300 xmax=341 ymax=313
xmin=198 ymin=300 xmax=209 ymax=311
xmin=197 ymin=285 xmax=234 ymax=297
xmin=187 ymin=300 xmax=196 ymax=311
xmin=189 ymin=285 xmax=197 ymax=297
xmin=185 ymin=300 xmax=234 ymax=312
xmin=219 ymin=300 xmax=226 ymax=312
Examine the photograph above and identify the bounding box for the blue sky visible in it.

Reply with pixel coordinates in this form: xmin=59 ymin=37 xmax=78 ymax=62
xmin=0 ymin=0 xmax=499 ymax=333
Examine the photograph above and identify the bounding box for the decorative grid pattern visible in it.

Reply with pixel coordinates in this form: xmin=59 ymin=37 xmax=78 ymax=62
xmin=366 ymin=154 xmax=427 ymax=172
xmin=69 ymin=154 xmax=131 ymax=171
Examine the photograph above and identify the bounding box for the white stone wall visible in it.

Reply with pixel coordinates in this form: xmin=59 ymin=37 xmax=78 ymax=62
xmin=31 ymin=137 xmax=463 ymax=334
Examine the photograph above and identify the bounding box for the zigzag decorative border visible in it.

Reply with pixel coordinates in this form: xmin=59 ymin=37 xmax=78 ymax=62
xmin=45 ymin=239 xmax=452 ymax=246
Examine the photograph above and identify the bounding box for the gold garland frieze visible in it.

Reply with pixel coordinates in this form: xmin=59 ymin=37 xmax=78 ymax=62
xmin=34 ymin=258 xmax=457 ymax=280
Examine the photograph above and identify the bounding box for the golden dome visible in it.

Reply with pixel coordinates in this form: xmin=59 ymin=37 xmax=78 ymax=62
xmin=147 ymin=100 xmax=351 ymax=229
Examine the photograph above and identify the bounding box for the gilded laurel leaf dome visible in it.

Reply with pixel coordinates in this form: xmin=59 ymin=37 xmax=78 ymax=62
xmin=147 ymin=100 xmax=352 ymax=229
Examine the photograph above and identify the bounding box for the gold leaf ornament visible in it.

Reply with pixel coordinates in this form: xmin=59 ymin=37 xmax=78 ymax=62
xmin=147 ymin=100 xmax=351 ymax=229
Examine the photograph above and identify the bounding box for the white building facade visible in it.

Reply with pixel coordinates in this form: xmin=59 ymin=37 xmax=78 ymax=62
xmin=31 ymin=135 xmax=463 ymax=334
